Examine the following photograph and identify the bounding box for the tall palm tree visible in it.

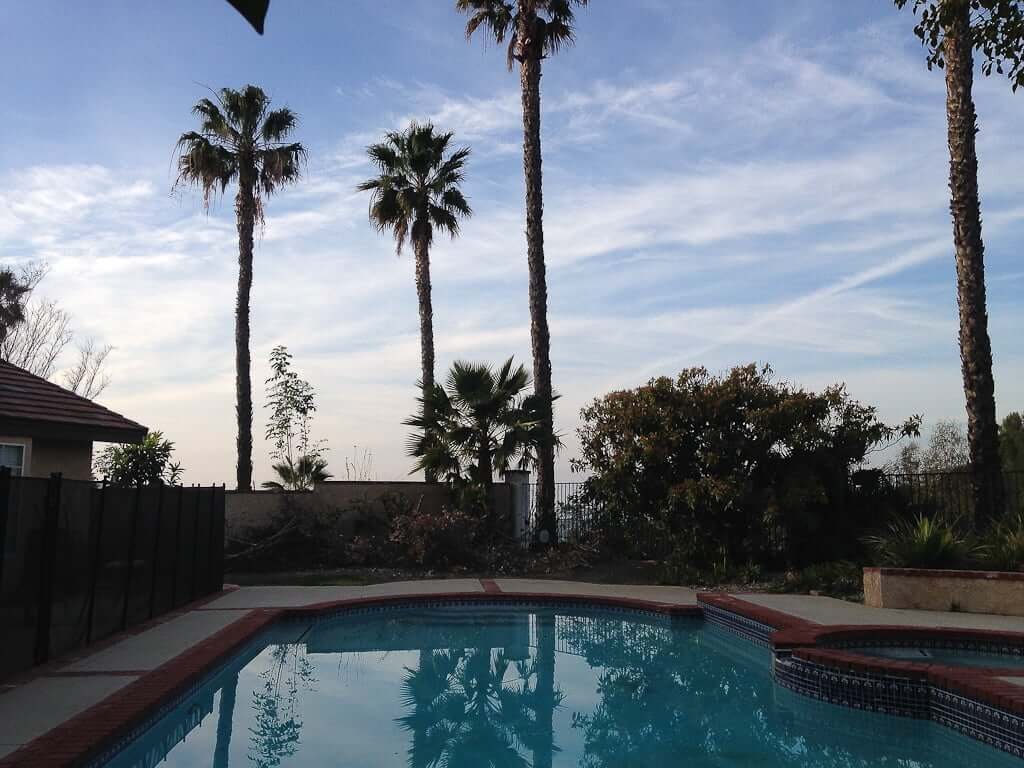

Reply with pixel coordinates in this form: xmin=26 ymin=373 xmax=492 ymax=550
xmin=176 ymin=86 xmax=306 ymax=491
xmin=895 ymin=0 xmax=1024 ymax=521
xmin=0 ymin=269 xmax=28 ymax=345
xmin=457 ymin=0 xmax=588 ymax=543
xmin=358 ymin=122 xmax=472 ymax=483
xmin=405 ymin=358 xmax=554 ymax=503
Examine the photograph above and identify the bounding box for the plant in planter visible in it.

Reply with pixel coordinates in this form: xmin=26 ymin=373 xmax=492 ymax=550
xmin=979 ymin=511 xmax=1024 ymax=571
xmin=863 ymin=513 xmax=976 ymax=569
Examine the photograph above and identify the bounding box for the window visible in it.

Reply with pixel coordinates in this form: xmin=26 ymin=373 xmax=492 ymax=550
xmin=0 ymin=443 xmax=25 ymax=476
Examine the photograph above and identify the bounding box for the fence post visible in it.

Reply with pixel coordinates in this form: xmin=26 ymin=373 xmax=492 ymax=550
xmin=33 ymin=472 xmax=61 ymax=665
xmin=120 ymin=482 xmax=143 ymax=631
xmin=189 ymin=486 xmax=202 ymax=602
xmin=0 ymin=467 xmax=11 ymax=597
xmin=505 ymin=470 xmax=531 ymax=548
xmin=147 ymin=484 xmax=166 ymax=620
xmin=204 ymin=485 xmax=220 ymax=594
xmin=170 ymin=486 xmax=184 ymax=608
xmin=85 ymin=479 xmax=107 ymax=644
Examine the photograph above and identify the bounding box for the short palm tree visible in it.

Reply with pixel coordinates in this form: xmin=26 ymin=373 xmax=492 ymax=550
xmin=175 ymin=85 xmax=306 ymax=491
xmin=405 ymin=358 xmax=554 ymax=501
xmin=457 ymin=0 xmax=589 ymax=543
xmin=261 ymin=454 xmax=332 ymax=491
xmin=0 ymin=269 xmax=28 ymax=344
xmin=358 ymin=123 xmax=472 ymax=483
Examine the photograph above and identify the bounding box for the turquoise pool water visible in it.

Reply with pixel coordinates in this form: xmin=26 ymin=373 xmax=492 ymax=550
xmin=98 ymin=605 xmax=1021 ymax=767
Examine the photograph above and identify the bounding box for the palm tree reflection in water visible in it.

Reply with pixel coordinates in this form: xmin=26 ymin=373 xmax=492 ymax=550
xmin=397 ymin=625 xmax=563 ymax=767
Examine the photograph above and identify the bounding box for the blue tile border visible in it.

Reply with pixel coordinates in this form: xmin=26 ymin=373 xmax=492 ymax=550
xmin=705 ymin=600 xmax=1024 ymax=760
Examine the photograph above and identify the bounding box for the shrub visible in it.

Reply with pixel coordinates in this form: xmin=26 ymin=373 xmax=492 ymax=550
xmin=863 ymin=513 xmax=973 ymax=569
xmin=572 ymin=364 xmax=920 ymax=570
xmin=778 ymin=561 xmax=863 ymax=598
xmin=979 ymin=511 xmax=1024 ymax=571
xmin=389 ymin=502 xmax=483 ymax=571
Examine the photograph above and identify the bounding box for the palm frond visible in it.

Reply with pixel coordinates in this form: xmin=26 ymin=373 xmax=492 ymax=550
xmin=261 ymin=107 xmax=300 ymax=143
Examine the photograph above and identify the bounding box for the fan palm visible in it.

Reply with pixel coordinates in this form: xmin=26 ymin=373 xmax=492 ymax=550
xmin=358 ymin=123 xmax=472 ymax=483
xmin=0 ymin=269 xmax=29 ymax=344
xmin=457 ymin=0 xmax=589 ymax=543
xmin=405 ymin=358 xmax=555 ymax=501
xmin=175 ymin=85 xmax=306 ymax=491
xmin=261 ymin=454 xmax=332 ymax=492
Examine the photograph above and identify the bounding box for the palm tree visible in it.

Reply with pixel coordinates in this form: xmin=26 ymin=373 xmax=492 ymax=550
xmin=0 ymin=269 xmax=28 ymax=345
xmin=261 ymin=454 xmax=332 ymax=491
xmin=895 ymin=0 xmax=1024 ymax=521
xmin=457 ymin=0 xmax=588 ymax=543
xmin=405 ymin=358 xmax=554 ymax=504
xmin=358 ymin=123 xmax=472 ymax=484
xmin=175 ymin=86 xmax=306 ymax=491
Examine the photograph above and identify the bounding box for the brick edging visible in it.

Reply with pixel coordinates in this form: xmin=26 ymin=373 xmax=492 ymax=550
xmin=864 ymin=566 xmax=1024 ymax=582
xmin=0 ymin=590 xmax=699 ymax=767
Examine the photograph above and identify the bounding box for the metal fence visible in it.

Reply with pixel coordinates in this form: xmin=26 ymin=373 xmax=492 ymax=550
xmin=885 ymin=470 xmax=1024 ymax=526
xmin=525 ymin=470 xmax=1024 ymax=556
xmin=0 ymin=469 xmax=225 ymax=681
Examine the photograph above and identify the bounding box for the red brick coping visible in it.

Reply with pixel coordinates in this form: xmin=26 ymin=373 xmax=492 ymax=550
xmin=0 ymin=583 xmax=699 ymax=767
xmin=698 ymin=592 xmax=1024 ymax=718
xmin=864 ymin=566 xmax=1024 ymax=581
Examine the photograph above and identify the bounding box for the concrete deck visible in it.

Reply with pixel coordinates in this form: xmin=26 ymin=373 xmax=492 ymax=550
xmin=739 ymin=593 xmax=1024 ymax=632
xmin=1 ymin=579 xmax=1021 ymax=763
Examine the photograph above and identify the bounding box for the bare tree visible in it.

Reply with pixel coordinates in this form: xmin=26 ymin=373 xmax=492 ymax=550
xmin=0 ymin=263 xmax=113 ymax=399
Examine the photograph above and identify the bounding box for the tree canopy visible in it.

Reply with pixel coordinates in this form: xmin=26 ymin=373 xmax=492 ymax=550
xmin=573 ymin=364 xmax=920 ymax=568
xmin=895 ymin=0 xmax=1024 ymax=90
xmin=94 ymin=431 xmax=183 ymax=487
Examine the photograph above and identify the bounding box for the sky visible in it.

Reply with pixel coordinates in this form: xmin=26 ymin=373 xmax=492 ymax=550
xmin=1 ymin=0 xmax=1022 ymax=486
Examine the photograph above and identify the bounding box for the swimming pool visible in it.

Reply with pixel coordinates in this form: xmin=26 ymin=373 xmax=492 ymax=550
xmin=94 ymin=604 xmax=1021 ymax=767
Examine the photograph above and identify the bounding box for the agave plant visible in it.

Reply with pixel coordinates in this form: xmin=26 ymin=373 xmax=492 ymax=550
xmin=261 ymin=454 xmax=331 ymax=492
xmin=863 ymin=513 xmax=973 ymax=569
xmin=979 ymin=511 xmax=1024 ymax=571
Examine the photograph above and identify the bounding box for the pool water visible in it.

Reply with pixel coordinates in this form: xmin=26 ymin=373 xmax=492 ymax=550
xmin=98 ymin=605 xmax=1021 ymax=767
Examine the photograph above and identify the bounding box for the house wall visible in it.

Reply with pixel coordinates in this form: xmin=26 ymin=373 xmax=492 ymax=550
xmin=0 ymin=435 xmax=93 ymax=481
xmin=29 ymin=438 xmax=93 ymax=480
xmin=226 ymin=480 xmax=516 ymax=543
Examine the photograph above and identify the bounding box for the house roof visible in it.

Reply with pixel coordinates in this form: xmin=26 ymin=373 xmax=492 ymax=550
xmin=0 ymin=360 xmax=147 ymax=443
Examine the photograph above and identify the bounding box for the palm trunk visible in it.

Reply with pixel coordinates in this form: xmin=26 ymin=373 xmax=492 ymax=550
xmin=519 ymin=12 xmax=558 ymax=545
xmin=234 ymin=168 xmax=256 ymax=492
xmin=943 ymin=3 xmax=1003 ymax=524
xmin=213 ymin=672 xmax=238 ymax=768
xmin=478 ymin=434 xmax=494 ymax=515
xmin=413 ymin=230 xmax=437 ymax=484
xmin=533 ymin=611 xmax=556 ymax=768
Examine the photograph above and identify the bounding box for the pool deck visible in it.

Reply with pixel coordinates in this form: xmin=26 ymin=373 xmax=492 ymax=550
xmin=2 ymin=579 xmax=1024 ymax=765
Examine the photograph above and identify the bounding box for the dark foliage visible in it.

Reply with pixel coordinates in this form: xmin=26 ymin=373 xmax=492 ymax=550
xmin=572 ymin=364 xmax=920 ymax=571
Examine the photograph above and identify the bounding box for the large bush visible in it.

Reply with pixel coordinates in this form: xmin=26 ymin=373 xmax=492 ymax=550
xmin=572 ymin=364 xmax=919 ymax=570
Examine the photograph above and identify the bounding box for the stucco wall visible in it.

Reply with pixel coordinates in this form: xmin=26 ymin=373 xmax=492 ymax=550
xmin=864 ymin=567 xmax=1024 ymax=616
xmin=0 ymin=435 xmax=92 ymax=481
xmin=226 ymin=481 xmax=515 ymax=543
xmin=29 ymin=438 xmax=93 ymax=481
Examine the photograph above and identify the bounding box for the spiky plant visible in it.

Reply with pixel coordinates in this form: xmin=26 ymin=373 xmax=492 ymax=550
xmin=175 ymin=85 xmax=306 ymax=491
xmin=261 ymin=454 xmax=332 ymax=492
xmin=864 ymin=513 xmax=973 ymax=568
xmin=457 ymin=0 xmax=589 ymax=543
xmin=357 ymin=123 xmax=471 ymax=483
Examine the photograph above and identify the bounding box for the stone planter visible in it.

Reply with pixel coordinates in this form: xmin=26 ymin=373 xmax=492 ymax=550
xmin=863 ymin=567 xmax=1024 ymax=616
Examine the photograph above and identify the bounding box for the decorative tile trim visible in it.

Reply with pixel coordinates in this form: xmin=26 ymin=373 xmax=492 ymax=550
xmin=701 ymin=602 xmax=776 ymax=646
xmin=776 ymin=652 xmax=1024 ymax=758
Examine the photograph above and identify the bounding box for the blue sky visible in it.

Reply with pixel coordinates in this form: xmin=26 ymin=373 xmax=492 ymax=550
xmin=1 ymin=0 xmax=1022 ymax=484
